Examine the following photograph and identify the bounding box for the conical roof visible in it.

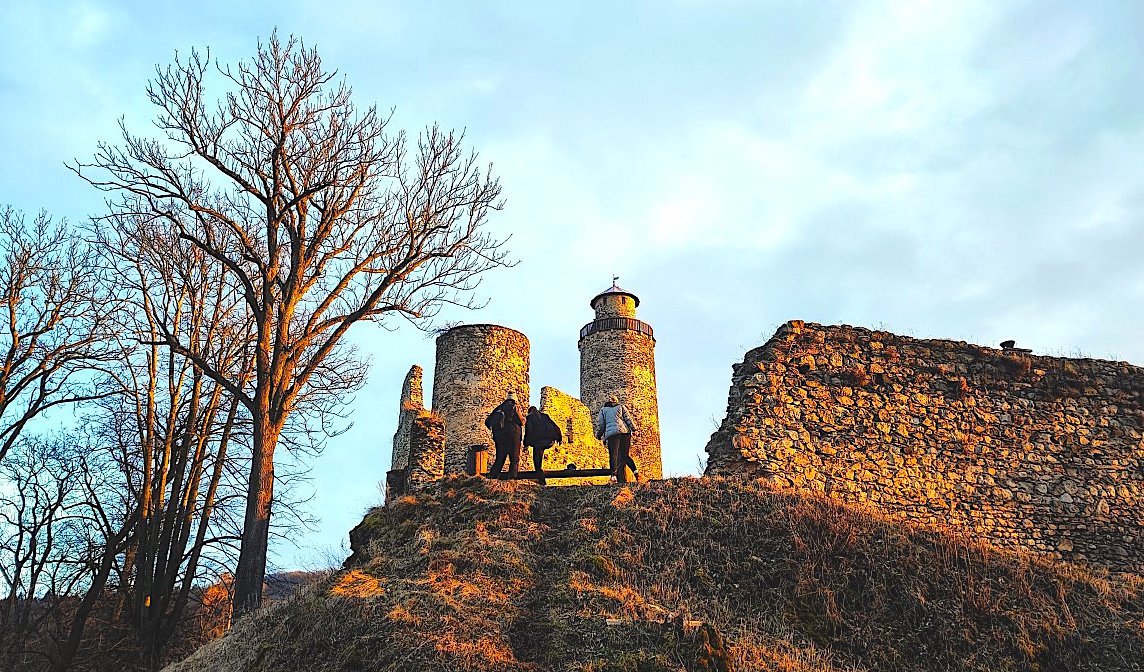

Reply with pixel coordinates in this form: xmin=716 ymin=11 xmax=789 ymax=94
xmin=589 ymin=281 xmax=640 ymax=309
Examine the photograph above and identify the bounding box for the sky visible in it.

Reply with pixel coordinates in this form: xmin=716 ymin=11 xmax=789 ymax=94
xmin=3 ymin=0 xmax=1143 ymax=571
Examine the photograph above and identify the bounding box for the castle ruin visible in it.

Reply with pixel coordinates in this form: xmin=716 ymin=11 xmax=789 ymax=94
xmin=385 ymin=295 xmax=1144 ymax=574
xmin=387 ymin=283 xmax=662 ymax=496
xmin=705 ymin=320 xmax=1144 ymax=573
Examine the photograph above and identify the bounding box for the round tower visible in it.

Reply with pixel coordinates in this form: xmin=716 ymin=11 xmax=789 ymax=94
xmin=578 ymin=282 xmax=662 ymax=479
xmin=432 ymin=324 xmax=530 ymax=475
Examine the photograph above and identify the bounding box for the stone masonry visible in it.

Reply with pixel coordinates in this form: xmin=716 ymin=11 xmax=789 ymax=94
xmin=538 ymin=386 xmax=611 ymax=484
xmin=705 ymin=320 xmax=1144 ymax=573
xmin=388 ymin=285 xmax=663 ymax=491
xmin=406 ymin=412 xmax=445 ymax=493
xmin=389 ymin=365 xmax=424 ymax=471
xmin=579 ymin=290 xmax=663 ymax=479
xmin=431 ymin=325 xmax=530 ymax=474
xmin=386 ymin=366 xmax=444 ymax=503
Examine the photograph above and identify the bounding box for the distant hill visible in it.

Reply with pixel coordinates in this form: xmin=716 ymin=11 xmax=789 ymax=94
xmin=264 ymin=571 xmax=327 ymax=602
xmin=165 ymin=476 xmax=1144 ymax=672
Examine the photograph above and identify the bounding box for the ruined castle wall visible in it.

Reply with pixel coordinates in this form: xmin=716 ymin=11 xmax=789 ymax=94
xmin=580 ymin=329 xmax=663 ymax=479
xmin=538 ymin=386 xmax=610 ymax=484
xmin=705 ymin=321 xmax=1144 ymax=572
xmin=432 ymin=325 xmax=530 ymax=474
xmin=390 ymin=365 xmax=424 ymax=471
xmin=386 ymin=406 xmax=443 ymax=504
xmin=408 ymin=412 xmax=445 ymax=489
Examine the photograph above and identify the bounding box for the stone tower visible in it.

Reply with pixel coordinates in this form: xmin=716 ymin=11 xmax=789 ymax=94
xmin=431 ymin=324 xmax=530 ymax=474
xmin=578 ymin=282 xmax=662 ymax=479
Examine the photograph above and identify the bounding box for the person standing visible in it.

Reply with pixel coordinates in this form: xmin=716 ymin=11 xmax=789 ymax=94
xmin=594 ymin=394 xmax=640 ymax=483
xmin=523 ymin=405 xmax=563 ymax=485
xmin=485 ymin=391 xmax=525 ymax=480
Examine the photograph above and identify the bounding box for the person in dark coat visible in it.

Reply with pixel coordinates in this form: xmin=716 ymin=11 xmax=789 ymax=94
xmin=523 ymin=406 xmax=563 ymax=485
xmin=485 ymin=391 xmax=525 ymax=480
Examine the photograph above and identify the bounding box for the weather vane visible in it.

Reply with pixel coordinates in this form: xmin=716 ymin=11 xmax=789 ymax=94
xmin=612 ymin=275 xmax=619 ymax=285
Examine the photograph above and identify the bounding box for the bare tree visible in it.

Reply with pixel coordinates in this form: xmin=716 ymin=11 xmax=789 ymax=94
xmin=0 ymin=431 xmax=140 ymax=672
xmin=1 ymin=217 xmax=254 ymax=672
xmin=0 ymin=207 xmax=124 ymax=670
xmin=88 ymin=214 xmax=252 ymax=670
xmin=0 ymin=436 xmax=87 ymax=670
xmin=0 ymin=207 xmax=112 ymax=464
xmin=0 ymin=212 xmax=304 ymax=671
xmin=44 ymin=442 xmax=137 ymax=672
xmin=72 ymin=33 xmax=506 ymax=616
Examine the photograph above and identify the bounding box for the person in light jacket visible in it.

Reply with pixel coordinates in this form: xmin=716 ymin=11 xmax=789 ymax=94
xmin=594 ymin=395 xmax=640 ymax=483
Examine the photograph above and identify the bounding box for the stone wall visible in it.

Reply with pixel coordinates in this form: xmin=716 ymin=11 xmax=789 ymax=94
xmin=538 ymin=386 xmax=610 ymax=484
xmin=593 ymin=293 xmax=637 ymax=319
xmin=387 ymin=300 xmax=665 ymax=488
xmin=705 ymin=320 xmax=1144 ymax=573
xmin=580 ymin=328 xmax=663 ymax=479
xmin=386 ymin=408 xmax=444 ymax=503
xmin=408 ymin=412 xmax=445 ymax=489
xmin=432 ymin=325 xmax=530 ymax=475
xmin=389 ymin=365 xmax=424 ymax=471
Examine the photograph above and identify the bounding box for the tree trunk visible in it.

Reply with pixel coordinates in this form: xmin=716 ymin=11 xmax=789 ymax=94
xmin=230 ymin=419 xmax=278 ymax=618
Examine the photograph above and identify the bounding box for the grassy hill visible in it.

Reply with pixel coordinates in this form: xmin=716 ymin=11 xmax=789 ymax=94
xmin=165 ymin=476 xmax=1144 ymax=672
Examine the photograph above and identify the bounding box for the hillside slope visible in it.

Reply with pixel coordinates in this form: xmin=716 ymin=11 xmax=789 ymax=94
xmin=166 ymin=477 xmax=1144 ymax=672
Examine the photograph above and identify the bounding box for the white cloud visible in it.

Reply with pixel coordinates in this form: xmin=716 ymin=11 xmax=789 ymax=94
xmin=67 ymin=0 xmax=114 ymax=47
xmin=647 ymin=177 xmax=720 ymax=249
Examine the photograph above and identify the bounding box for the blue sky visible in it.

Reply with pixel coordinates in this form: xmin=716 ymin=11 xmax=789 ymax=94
xmin=3 ymin=0 xmax=1143 ymax=570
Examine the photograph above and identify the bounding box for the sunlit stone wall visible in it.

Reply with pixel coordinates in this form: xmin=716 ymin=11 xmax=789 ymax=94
xmin=408 ymin=412 xmax=445 ymax=489
xmin=592 ymin=293 xmax=637 ymax=319
xmin=538 ymin=386 xmax=610 ymax=484
xmin=390 ymin=365 xmax=424 ymax=471
xmin=390 ymin=295 xmax=665 ymax=489
xmin=386 ymin=403 xmax=444 ymax=503
xmin=432 ymin=325 xmax=530 ymax=475
xmin=706 ymin=320 xmax=1144 ymax=573
xmin=579 ymin=299 xmax=662 ymax=479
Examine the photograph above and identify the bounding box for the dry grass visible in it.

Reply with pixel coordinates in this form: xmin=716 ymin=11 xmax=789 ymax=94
xmin=166 ymin=476 xmax=1144 ymax=672
xmin=998 ymin=353 xmax=1032 ymax=378
xmin=330 ymin=570 xmax=387 ymax=599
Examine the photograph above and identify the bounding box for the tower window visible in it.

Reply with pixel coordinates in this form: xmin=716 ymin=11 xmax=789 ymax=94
xmin=566 ymin=418 xmax=574 ymax=444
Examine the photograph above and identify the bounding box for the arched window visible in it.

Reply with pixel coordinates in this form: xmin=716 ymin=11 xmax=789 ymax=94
xmin=566 ymin=417 xmax=575 ymax=444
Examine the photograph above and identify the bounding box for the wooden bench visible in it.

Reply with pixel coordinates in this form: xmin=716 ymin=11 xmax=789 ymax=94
xmin=467 ymin=445 xmax=627 ymax=481
xmin=488 ymin=468 xmax=612 ymax=480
